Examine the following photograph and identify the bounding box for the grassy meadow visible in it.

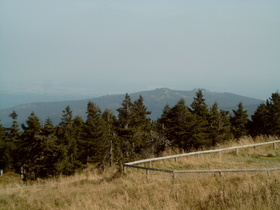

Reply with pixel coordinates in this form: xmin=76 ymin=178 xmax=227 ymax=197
xmin=0 ymin=136 xmax=279 ymax=210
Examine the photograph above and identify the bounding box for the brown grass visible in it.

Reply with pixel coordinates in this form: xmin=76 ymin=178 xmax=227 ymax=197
xmin=0 ymin=136 xmax=279 ymax=210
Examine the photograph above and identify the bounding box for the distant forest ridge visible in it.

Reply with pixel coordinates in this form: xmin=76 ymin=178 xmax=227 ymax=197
xmin=0 ymin=88 xmax=263 ymax=127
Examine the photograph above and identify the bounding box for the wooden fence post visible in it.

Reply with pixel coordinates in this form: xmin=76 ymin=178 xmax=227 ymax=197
xmin=273 ymin=143 xmax=277 ymax=150
xmin=236 ymin=148 xmax=239 ymax=155
xmin=146 ymin=169 xmax=149 ymax=178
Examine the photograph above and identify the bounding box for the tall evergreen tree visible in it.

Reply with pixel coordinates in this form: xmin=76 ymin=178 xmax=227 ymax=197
xmin=117 ymin=93 xmax=133 ymax=129
xmin=230 ymin=102 xmax=248 ymax=139
xmin=209 ymin=102 xmax=232 ymax=146
xmin=20 ymin=112 xmax=43 ymax=180
xmin=117 ymin=94 xmax=152 ymax=160
xmin=131 ymin=95 xmax=151 ymax=128
xmin=130 ymin=95 xmax=152 ymax=154
xmin=0 ymin=122 xmax=12 ymax=172
xmin=190 ymin=89 xmax=209 ymax=118
xmin=190 ymin=90 xmax=210 ymax=148
xmin=158 ymin=99 xmax=194 ymax=150
xmin=265 ymin=92 xmax=280 ymax=136
xmin=102 ymin=109 xmax=119 ymax=166
xmin=57 ymin=106 xmax=80 ymax=175
xmin=6 ymin=111 xmax=21 ymax=171
xmin=116 ymin=94 xmax=135 ymax=161
xmin=73 ymin=116 xmax=85 ymax=163
xmin=7 ymin=110 xmax=21 ymax=139
xmin=38 ymin=118 xmax=61 ymax=178
xmin=82 ymin=102 xmax=109 ymax=164
xmin=250 ymin=92 xmax=280 ymax=136
xmin=249 ymin=103 xmax=268 ymax=136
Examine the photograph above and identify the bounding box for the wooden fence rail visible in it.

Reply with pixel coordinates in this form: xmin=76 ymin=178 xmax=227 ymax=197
xmin=124 ymin=140 xmax=280 ymax=178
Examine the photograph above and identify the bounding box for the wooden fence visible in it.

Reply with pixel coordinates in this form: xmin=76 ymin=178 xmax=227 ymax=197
xmin=124 ymin=140 xmax=280 ymax=179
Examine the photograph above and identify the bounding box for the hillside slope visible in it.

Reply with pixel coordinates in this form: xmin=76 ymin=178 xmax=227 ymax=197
xmin=0 ymin=88 xmax=263 ymax=127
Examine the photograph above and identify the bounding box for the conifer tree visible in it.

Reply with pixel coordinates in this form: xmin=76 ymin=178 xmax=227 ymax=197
xmin=117 ymin=93 xmax=133 ymax=129
xmin=249 ymin=103 xmax=268 ymax=136
xmin=209 ymin=102 xmax=232 ymax=146
xmin=57 ymin=106 xmax=80 ymax=175
xmin=0 ymin=122 xmax=12 ymax=172
xmin=158 ymin=99 xmax=194 ymax=150
xmin=6 ymin=110 xmax=21 ymax=171
xmin=191 ymin=89 xmax=209 ymax=118
xmin=82 ymin=102 xmax=109 ymax=164
xmin=0 ymin=111 xmax=21 ymax=172
xmin=230 ymin=102 xmax=248 ymax=139
xmin=190 ymin=90 xmax=210 ymax=148
xmin=130 ymin=95 xmax=152 ymax=154
xmin=73 ymin=116 xmax=85 ymax=163
xmin=265 ymin=92 xmax=280 ymax=136
xmin=116 ymin=94 xmax=135 ymax=161
xmin=117 ymin=94 xmax=152 ymax=160
xmin=131 ymin=95 xmax=151 ymax=128
xmin=7 ymin=110 xmax=21 ymax=140
xmin=38 ymin=118 xmax=61 ymax=178
xmin=250 ymin=92 xmax=280 ymax=136
xmin=158 ymin=104 xmax=171 ymax=131
xmin=102 ymin=109 xmax=119 ymax=166
xmin=20 ymin=112 xmax=43 ymax=179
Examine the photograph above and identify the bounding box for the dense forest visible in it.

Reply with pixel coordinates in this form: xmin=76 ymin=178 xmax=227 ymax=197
xmin=0 ymin=90 xmax=279 ymax=180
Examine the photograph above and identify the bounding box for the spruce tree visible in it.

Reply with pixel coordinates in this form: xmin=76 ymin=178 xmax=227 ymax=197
xmin=250 ymin=92 xmax=280 ymax=136
xmin=38 ymin=118 xmax=61 ymax=178
xmin=82 ymin=101 xmax=109 ymax=164
xmin=102 ymin=109 xmax=118 ymax=166
xmin=0 ymin=122 xmax=12 ymax=172
xmin=209 ymin=102 xmax=232 ymax=146
xmin=130 ymin=95 xmax=152 ymax=153
xmin=20 ymin=112 xmax=43 ymax=180
xmin=57 ymin=106 xmax=80 ymax=175
xmin=190 ymin=89 xmax=210 ymax=148
xmin=265 ymin=92 xmax=280 ymax=136
xmin=117 ymin=93 xmax=133 ymax=129
xmin=158 ymin=99 xmax=194 ymax=151
xmin=6 ymin=110 xmax=21 ymax=171
xmin=249 ymin=103 xmax=268 ymax=136
xmin=116 ymin=94 xmax=135 ymax=161
xmin=117 ymin=94 xmax=152 ymax=160
xmin=73 ymin=116 xmax=85 ymax=163
xmin=230 ymin=102 xmax=248 ymax=139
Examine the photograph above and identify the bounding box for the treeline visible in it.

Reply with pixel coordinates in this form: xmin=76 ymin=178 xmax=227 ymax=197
xmin=0 ymin=90 xmax=279 ymax=180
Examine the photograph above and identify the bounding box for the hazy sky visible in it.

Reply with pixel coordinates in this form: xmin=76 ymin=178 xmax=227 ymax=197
xmin=0 ymin=0 xmax=279 ymax=100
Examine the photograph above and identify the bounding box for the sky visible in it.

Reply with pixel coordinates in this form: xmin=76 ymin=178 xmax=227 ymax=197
xmin=0 ymin=0 xmax=279 ymax=100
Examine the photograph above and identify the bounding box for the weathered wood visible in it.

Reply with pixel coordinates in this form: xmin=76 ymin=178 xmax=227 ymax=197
xmin=125 ymin=140 xmax=280 ymax=166
xmin=236 ymin=148 xmax=239 ymax=155
xmin=219 ymin=151 xmax=222 ymax=159
xmin=173 ymin=168 xmax=280 ymax=174
xmin=124 ymin=140 xmax=280 ymax=179
xmin=123 ymin=164 xmax=173 ymax=173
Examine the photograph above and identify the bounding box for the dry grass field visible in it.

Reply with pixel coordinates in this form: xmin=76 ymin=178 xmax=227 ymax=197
xmin=0 ymin=136 xmax=279 ymax=210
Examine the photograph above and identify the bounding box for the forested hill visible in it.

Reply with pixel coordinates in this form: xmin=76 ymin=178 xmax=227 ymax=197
xmin=0 ymin=88 xmax=263 ymax=127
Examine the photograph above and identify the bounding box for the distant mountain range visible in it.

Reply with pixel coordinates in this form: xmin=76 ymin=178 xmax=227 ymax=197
xmin=0 ymin=88 xmax=264 ymax=128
